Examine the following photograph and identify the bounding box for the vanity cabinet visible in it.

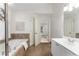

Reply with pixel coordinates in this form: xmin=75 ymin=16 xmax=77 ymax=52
xmin=62 ymin=46 xmax=77 ymax=56
xmin=51 ymin=40 xmax=77 ymax=56
xmin=51 ymin=40 xmax=63 ymax=56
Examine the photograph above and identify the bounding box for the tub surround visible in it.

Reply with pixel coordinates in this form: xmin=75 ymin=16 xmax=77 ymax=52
xmin=51 ymin=38 xmax=79 ymax=56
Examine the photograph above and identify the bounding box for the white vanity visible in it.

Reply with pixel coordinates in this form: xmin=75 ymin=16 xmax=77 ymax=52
xmin=51 ymin=38 xmax=79 ymax=56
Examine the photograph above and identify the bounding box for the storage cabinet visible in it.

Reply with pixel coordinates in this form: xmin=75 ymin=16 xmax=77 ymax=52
xmin=62 ymin=47 xmax=77 ymax=56
xmin=51 ymin=40 xmax=77 ymax=56
xmin=51 ymin=40 xmax=64 ymax=56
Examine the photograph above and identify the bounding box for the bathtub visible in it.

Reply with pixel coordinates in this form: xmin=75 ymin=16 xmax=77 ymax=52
xmin=9 ymin=39 xmax=28 ymax=56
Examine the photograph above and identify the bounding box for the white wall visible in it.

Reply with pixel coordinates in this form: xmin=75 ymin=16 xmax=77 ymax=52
xmin=11 ymin=12 xmax=33 ymax=33
xmin=10 ymin=11 xmax=34 ymax=46
xmin=74 ymin=12 xmax=79 ymax=33
xmin=64 ymin=14 xmax=75 ymax=37
xmin=51 ymin=4 xmax=64 ymax=38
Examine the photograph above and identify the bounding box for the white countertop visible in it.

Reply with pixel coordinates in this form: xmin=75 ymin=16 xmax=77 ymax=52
xmin=52 ymin=38 xmax=79 ymax=56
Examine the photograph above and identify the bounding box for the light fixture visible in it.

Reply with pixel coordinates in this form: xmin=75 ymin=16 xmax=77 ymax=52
xmin=68 ymin=5 xmax=73 ymax=11
xmin=64 ymin=6 xmax=68 ymax=11
xmin=64 ymin=3 xmax=79 ymax=12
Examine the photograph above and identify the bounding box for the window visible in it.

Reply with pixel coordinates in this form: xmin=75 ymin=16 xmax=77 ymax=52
xmin=0 ymin=3 xmax=5 ymax=56
xmin=0 ymin=20 xmax=5 ymax=40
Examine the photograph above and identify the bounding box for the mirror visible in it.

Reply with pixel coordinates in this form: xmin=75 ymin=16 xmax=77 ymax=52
xmin=64 ymin=3 xmax=79 ymax=38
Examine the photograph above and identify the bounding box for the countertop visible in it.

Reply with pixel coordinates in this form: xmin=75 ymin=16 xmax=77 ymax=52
xmin=52 ymin=38 xmax=79 ymax=56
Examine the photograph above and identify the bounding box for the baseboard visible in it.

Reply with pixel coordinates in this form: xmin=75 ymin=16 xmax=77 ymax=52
xmin=50 ymin=53 xmax=53 ymax=56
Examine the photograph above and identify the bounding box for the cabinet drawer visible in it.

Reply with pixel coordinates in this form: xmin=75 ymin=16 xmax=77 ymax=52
xmin=63 ymin=47 xmax=76 ymax=56
xmin=51 ymin=40 xmax=77 ymax=56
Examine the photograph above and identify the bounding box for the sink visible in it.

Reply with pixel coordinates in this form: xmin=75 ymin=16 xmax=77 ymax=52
xmin=68 ymin=38 xmax=75 ymax=43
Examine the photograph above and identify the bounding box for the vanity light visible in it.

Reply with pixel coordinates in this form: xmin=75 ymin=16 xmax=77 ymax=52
xmin=64 ymin=5 xmax=73 ymax=12
xmin=64 ymin=6 xmax=68 ymax=11
xmin=68 ymin=6 xmax=73 ymax=11
xmin=64 ymin=3 xmax=79 ymax=12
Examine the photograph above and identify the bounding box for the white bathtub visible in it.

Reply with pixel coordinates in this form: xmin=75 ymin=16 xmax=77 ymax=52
xmin=9 ymin=39 xmax=28 ymax=56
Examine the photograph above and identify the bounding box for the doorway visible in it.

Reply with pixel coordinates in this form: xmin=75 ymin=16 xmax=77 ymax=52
xmin=33 ymin=14 xmax=52 ymax=47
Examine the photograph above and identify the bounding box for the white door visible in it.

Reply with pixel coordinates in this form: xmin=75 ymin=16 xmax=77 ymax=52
xmin=34 ymin=16 xmax=41 ymax=46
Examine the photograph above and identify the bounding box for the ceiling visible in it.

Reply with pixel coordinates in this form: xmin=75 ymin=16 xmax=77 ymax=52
xmin=8 ymin=3 xmax=67 ymax=14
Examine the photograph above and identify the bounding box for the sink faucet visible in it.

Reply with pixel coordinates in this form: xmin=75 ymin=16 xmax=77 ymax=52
xmin=68 ymin=37 xmax=75 ymax=43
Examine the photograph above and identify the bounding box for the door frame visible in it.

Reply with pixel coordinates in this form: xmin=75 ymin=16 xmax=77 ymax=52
xmin=33 ymin=17 xmax=35 ymax=46
xmin=32 ymin=14 xmax=52 ymax=46
xmin=33 ymin=15 xmax=41 ymax=47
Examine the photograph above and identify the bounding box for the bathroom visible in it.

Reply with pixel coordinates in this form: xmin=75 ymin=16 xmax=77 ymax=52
xmin=1 ymin=3 xmax=79 ymax=56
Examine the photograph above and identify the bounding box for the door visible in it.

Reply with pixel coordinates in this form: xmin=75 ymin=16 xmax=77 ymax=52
xmin=33 ymin=16 xmax=41 ymax=46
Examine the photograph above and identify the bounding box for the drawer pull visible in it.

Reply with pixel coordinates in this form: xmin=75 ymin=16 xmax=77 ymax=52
xmin=56 ymin=43 xmax=59 ymax=46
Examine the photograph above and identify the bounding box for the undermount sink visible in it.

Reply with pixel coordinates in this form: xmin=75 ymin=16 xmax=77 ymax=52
xmin=68 ymin=38 xmax=75 ymax=43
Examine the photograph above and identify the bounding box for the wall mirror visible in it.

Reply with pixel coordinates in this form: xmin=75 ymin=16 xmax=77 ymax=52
xmin=64 ymin=3 xmax=79 ymax=38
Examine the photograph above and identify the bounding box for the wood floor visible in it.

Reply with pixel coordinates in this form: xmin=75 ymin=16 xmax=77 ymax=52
xmin=25 ymin=43 xmax=51 ymax=56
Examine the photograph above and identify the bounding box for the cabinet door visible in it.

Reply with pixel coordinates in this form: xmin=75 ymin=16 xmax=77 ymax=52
xmin=63 ymin=47 xmax=77 ymax=56
xmin=51 ymin=41 xmax=64 ymax=56
xmin=51 ymin=40 xmax=77 ymax=56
